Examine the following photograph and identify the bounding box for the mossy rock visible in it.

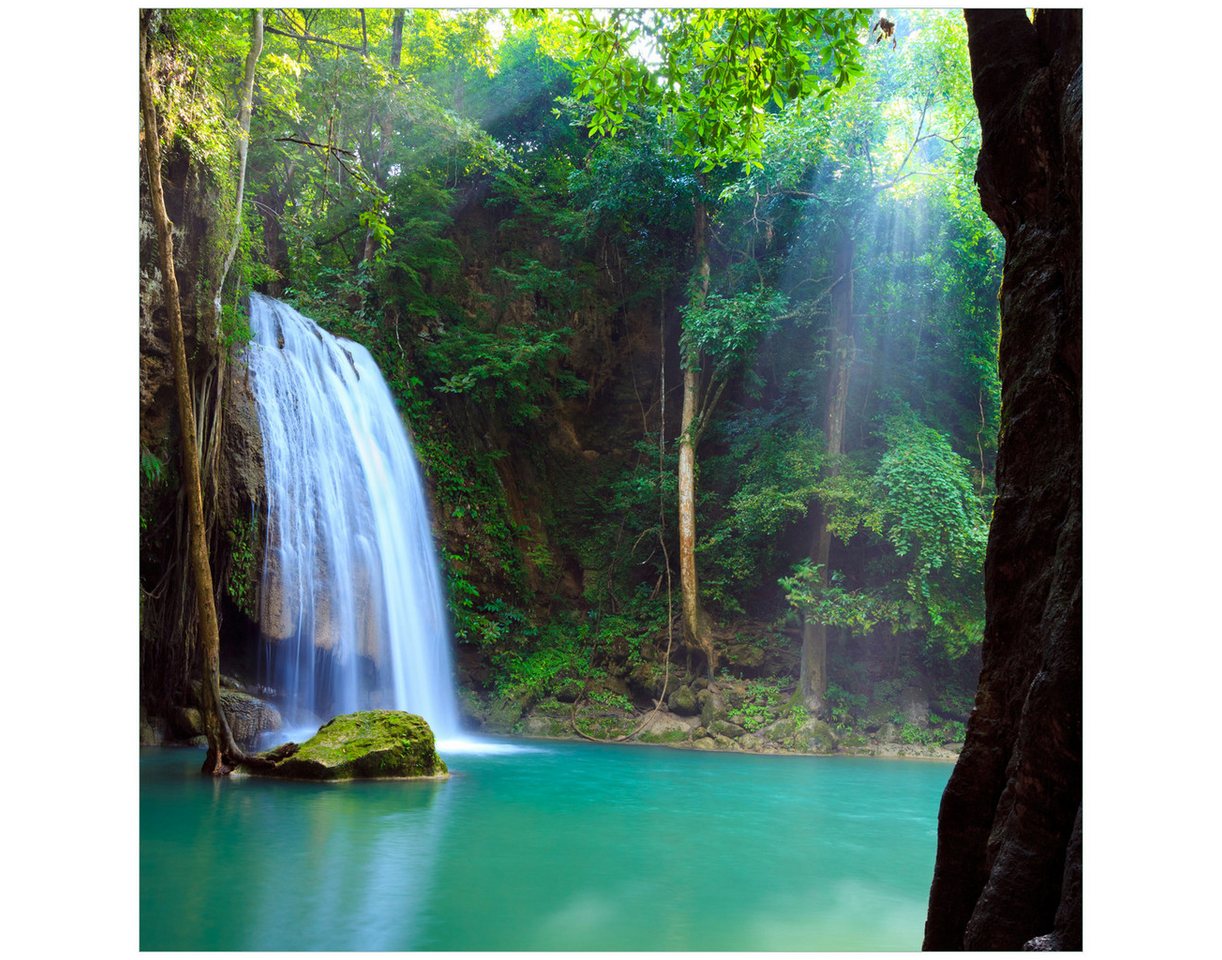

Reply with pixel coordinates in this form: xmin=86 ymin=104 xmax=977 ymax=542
xmin=708 ymin=718 xmax=747 ymax=739
xmin=697 ymin=687 xmax=726 ymax=727
xmin=244 ymin=710 xmax=447 ymax=781
xmin=722 ymin=642 xmax=766 ymax=673
xmin=486 ymin=696 xmax=527 ymax=732
xmin=793 ymin=719 xmax=838 ymax=753
xmin=668 ymin=685 xmax=698 ymax=716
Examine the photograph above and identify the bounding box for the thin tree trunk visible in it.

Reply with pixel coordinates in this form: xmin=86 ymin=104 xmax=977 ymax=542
xmin=215 ymin=10 xmax=264 ymax=326
xmin=141 ymin=14 xmax=243 ymax=775
xmin=800 ymin=232 xmax=855 ymax=713
xmin=678 ymin=200 xmax=716 ymax=676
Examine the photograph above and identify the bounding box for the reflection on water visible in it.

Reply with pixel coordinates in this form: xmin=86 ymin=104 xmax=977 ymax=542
xmin=141 ymin=740 xmax=950 ymax=951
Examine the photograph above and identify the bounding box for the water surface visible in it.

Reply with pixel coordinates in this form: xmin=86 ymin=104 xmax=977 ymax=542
xmin=141 ymin=739 xmax=949 ymax=950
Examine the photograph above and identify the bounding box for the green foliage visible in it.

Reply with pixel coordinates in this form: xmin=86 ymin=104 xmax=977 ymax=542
xmin=428 ymin=323 xmax=581 ymax=425
xmin=826 ymin=683 xmax=867 ymax=730
xmin=567 ymin=8 xmax=870 ymax=171
xmin=588 ymin=689 xmax=634 ymax=713
xmin=224 ymin=517 xmax=259 ymax=618
xmin=680 ymin=286 xmax=787 ymax=373
xmin=727 ymin=676 xmax=791 ymax=732
xmin=140 ymin=449 xmax=166 ymax=488
xmin=490 ymin=615 xmax=597 ymax=702
xmin=874 ymin=411 xmax=988 ymax=658
xmin=780 ymin=408 xmax=988 ymax=660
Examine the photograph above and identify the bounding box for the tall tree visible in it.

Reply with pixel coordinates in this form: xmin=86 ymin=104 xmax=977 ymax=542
xmin=566 ymin=7 xmax=866 ymax=674
xmin=799 ymin=230 xmax=854 ymax=712
xmin=140 ymin=11 xmax=245 ymax=774
xmin=923 ymin=10 xmax=1082 ymax=950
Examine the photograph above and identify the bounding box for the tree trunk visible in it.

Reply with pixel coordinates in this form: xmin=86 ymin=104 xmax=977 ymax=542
xmin=215 ymin=10 xmax=264 ymax=322
xmin=799 ymin=232 xmax=854 ymax=713
xmin=677 ymin=200 xmax=717 ymax=676
xmin=923 ymin=10 xmax=1081 ymax=951
xmin=140 ymin=14 xmax=244 ymax=775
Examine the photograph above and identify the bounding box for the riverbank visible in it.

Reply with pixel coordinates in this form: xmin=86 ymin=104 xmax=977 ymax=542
xmin=140 ymin=672 xmax=966 ymax=762
xmin=461 ymin=680 xmax=965 ymax=762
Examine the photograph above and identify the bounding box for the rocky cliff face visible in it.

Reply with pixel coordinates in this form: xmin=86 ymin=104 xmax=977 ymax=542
xmin=923 ymin=10 xmax=1082 ymax=951
xmin=140 ymin=141 xmax=267 ymax=710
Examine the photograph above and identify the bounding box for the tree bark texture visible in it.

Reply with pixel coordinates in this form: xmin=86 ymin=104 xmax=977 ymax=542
xmin=677 ymin=200 xmax=716 ymax=676
xmin=141 ymin=15 xmax=243 ymax=775
xmin=923 ymin=9 xmax=1081 ymax=950
xmin=800 ymin=233 xmax=854 ymax=713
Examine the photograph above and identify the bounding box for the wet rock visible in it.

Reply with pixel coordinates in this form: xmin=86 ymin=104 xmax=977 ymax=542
xmin=636 ymin=711 xmax=695 ymax=743
xmin=485 ymin=696 xmax=526 ymax=732
xmin=697 ymin=686 xmax=726 ymax=727
xmin=220 ymin=689 xmax=282 ymax=748
xmin=244 ymin=710 xmax=447 ymax=780
xmin=708 ymin=719 xmax=746 ymax=739
xmin=171 ymin=706 xmax=203 ymax=739
xmin=627 ymin=661 xmax=667 ymax=699
xmin=140 ymin=711 xmax=168 ymax=746
xmin=668 ymin=685 xmax=698 ymax=716
xmin=522 ymin=715 xmax=568 ymax=738
xmin=690 ymin=737 xmax=718 ymax=751
xmin=792 ymin=719 xmax=837 ymax=753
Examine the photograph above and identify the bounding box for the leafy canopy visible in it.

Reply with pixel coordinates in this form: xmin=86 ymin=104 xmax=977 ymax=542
xmin=564 ymin=8 xmax=870 ymax=171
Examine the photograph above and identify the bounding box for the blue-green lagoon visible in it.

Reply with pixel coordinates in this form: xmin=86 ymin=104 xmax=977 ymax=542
xmin=140 ymin=738 xmax=949 ymax=950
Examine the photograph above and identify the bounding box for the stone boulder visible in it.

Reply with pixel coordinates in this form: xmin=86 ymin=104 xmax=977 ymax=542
xmin=697 ymin=686 xmax=727 ymax=726
xmin=708 ymin=718 xmax=746 ymax=740
xmin=220 ymin=689 xmax=282 ymax=748
xmin=170 ymin=705 xmax=204 ymax=740
xmin=244 ymin=710 xmax=447 ymax=781
xmin=667 ymin=685 xmax=698 ymax=716
xmin=636 ymin=711 xmax=696 ymax=744
xmin=792 ymin=718 xmax=838 ymax=753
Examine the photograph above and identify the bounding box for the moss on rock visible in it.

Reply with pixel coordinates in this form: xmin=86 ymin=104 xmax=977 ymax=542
xmin=244 ymin=710 xmax=447 ymax=781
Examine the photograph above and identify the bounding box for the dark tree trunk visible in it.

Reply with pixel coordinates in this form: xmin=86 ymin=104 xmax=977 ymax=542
xmin=923 ymin=9 xmax=1081 ymax=951
xmin=800 ymin=231 xmax=854 ymax=713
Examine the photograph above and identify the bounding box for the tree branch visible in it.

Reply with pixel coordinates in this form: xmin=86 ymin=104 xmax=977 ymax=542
xmin=265 ymin=23 xmax=363 ymax=53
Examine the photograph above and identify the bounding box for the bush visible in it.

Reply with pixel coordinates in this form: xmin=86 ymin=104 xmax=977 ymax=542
xmin=728 ymin=676 xmax=791 ymax=732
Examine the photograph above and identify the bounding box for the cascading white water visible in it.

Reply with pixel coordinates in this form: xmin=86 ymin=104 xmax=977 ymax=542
xmin=246 ymin=293 xmax=461 ymax=739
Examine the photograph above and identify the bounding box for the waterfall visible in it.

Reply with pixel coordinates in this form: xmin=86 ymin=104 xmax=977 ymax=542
xmin=246 ymin=293 xmax=461 ymax=740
